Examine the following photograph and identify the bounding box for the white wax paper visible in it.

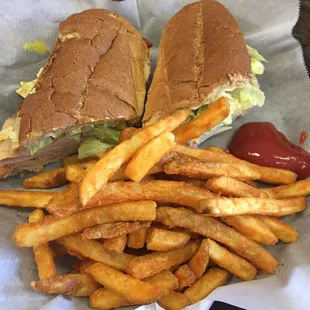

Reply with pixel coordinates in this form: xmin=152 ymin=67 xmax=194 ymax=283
xmin=0 ymin=0 xmax=309 ymax=310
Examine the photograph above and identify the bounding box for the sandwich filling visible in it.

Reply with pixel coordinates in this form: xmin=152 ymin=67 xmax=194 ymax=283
xmin=189 ymin=45 xmax=266 ymax=144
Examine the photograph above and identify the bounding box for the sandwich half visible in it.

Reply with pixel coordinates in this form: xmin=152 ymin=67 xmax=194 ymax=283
xmin=143 ymin=0 xmax=266 ymax=142
xmin=0 ymin=9 xmax=151 ymax=178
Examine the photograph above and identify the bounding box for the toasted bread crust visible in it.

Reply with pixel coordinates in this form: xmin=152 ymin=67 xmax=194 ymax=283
xmin=18 ymin=9 xmax=150 ymax=146
xmin=143 ymin=0 xmax=251 ymax=125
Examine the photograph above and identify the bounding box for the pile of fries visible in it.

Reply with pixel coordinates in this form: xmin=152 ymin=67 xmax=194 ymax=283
xmin=1 ymin=103 xmax=309 ymax=310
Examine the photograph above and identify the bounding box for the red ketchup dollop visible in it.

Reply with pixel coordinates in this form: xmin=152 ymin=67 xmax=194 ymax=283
xmin=143 ymin=38 xmax=153 ymax=48
xmin=229 ymin=122 xmax=310 ymax=179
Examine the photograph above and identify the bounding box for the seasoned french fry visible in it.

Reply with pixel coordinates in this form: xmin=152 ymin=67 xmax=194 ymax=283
xmin=65 ymin=165 xmax=85 ymax=183
xmin=30 ymin=273 xmax=100 ymax=297
xmin=173 ymin=97 xmax=230 ymax=144
xmin=86 ymin=263 xmax=165 ymax=304
xmin=127 ymin=241 xmax=199 ymax=279
xmin=103 ymin=235 xmax=127 ymax=253
xmin=125 ymin=131 xmax=176 ymax=182
xmin=0 ymin=190 xmax=55 ymax=208
xmin=164 ymin=156 xmax=260 ymax=181
xmin=175 ymin=144 xmax=297 ymax=185
xmin=90 ymin=270 xmax=178 ymax=309
xmin=156 ymin=207 xmax=279 ymax=274
xmin=157 ymin=291 xmax=190 ymax=310
xmin=90 ymin=288 xmax=129 ymax=309
xmin=118 ymin=127 xmax=138 ymax=143
xmin=263 ymin=179 xmax=310 ymax=198
xmin=221 ymin=215 xmax=278 ymax=245
xmin=256 ymin=216 xmax=299 ymax=243
xmin=87 ymin=180 xmax=216 ymax=214
xmin=14 ymin=201 xmax=157 ymax=247
xmin=58 ymin=234 xmax=134 ymax=271
xmin=62 ymin=154 xmax=97 ymax=166
xmin=201 ymin=197 xmax=307 ymax=217
xmin=206 ymin=238 xmax=257 ymax=281
xmin=82 ymin=221 xmax=151 ymax=240
xmin=72 ymin=259 xmax=94 ymax=273
xmin=205 ymin=176 xmax=268 ymax=198
xmin=46 ymin=183 xmax=81 ymax=217
xmin=127 ymin=228 xmax=148 ymax=249
xmin=188 ymin=239 xmax=209 ymax=278
xmin=204 ymin=146 xmax=228 ymax=153
xmin=80 ymin=109 xmax=190 ymax=205
xmin=23 ymin=168 xmax=67 ymax=189
xmin=146 ymin=228 xmax=190 ymax=251
xmin=144 ymin=270 xmax=179 ymax=292
xmin=29 ymin=209 xmax=56 ymax=280
xmin=184 ymin=267 xmax=230 ymax=304
xmin=174 ymin=264 xmax=196 ymax=289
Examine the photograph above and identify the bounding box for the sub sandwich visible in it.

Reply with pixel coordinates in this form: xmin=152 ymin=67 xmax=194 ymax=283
xmin=0 ymin=9 xmax=151 ymax=178
xmin=143 ymin=0 xmax=266 ymax=143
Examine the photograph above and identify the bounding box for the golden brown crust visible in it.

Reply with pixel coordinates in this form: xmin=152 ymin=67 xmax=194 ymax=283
xmin=18 ymin=9 xmax=150 ymax=146
xmin=143 ymin=0 xmax=251 ymax=125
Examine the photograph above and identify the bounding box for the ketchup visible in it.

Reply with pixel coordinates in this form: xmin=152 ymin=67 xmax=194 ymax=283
xmin=143 ymin=38 xmax=153 ymax=48
xmin=229 ymin=122 xmax=310 ymax=179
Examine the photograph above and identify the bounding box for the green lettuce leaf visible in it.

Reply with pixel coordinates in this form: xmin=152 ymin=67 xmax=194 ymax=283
xmin=78 ymin=137 xmax=112 ymax=159
xmin=28 ymin=137 xmax=53 ymax=155
xmin=230 ymin=84 xmax=265 ymax=108
xmin=92 ymin=124 xmax=120 ymax=144
xmin=251 ymin=58 xmax=265 ymax=75
xmin=247 ymin=45 xmax=267 ymax=62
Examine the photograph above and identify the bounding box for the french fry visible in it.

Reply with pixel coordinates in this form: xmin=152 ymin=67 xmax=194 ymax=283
xmin=174 ymin=264 xmax=196 ymax=289
xmin=62 ymin=154 xmax=97 ymax=166
xmin=164 ymin=156 xmax=261 ymax=181
xmin=184 ymin=267 xmax=230 ymax=305
xmin=22 ymin=167 xmax=67 ymax=189
xmin=87 ymin=180 xmax=216 ymax=214
xmin=263 ymin=179 xmax=310 ymax=198
xmin=14 ymin=201 xmax=157 ymax=247
xmin=46 ymin=183 xmax=81 ymax=217
xmin=29 ymin=209 xmax=56 ymax=280
xmin=80 ymin=109 xmax=190 ymax=205
xmin=118 ymin=127 xmax=138 ymax=143
xmin=65 ymin=165 xmax=85 ymax=183
xmin=86 ymin=263 xmax=165 ymax=304
xmin=90 ymin=270 xmax=178 ymax=309
xmin=127 ymin=241 xmax=199 ymax=279
xmin=127 ymin=228 xmax=148 ymax=249
xmin=72 ymin=259 xmax=94 ymax=273
xmin=30 ymin=273 xmax=100 ymax=296
xmin=206 ymin=238 xmax=257 ymax=281
xmin=204 ymin=146 xmax=228 ymax=153
xmin=221 ymin=215 xmax=278 ymax=245
xmin=103 ymin=235 xmax=127 ymax=253
xmin=0 ymin=190 xmax=55 ymax=208
xmin=201 ymin=197 xmax=307 ymax=217
xmin=188 ymin=239 xmax=209 ymax=278
xmin=58 ymin=234 xmax=134 ymax=271
xmin=256 ymin=216 xmax=299 ymax=243
xmin=125 ymin=131 xmax=176 ymax=182
xmin=175 ymin=144 xmax=297 ymax=185
xmin=156 ymin=207 xmax=279 ymax=274
xmin=157 ymin=291 xmax=190 ymax=310
xmin=146 ymin=228 xmax=190 ymax=251
xmin=173 ymin=97 xmax=230 ymax=144
xmin=205 ymin=176 xmax=268 ymax=198
xmin=82 ymin=221 xmax=151 ymax=240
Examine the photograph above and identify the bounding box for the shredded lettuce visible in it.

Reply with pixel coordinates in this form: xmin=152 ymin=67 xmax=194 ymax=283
xmin=0 ymin=127 xmax=18 ymax=143
xmin=247 ymin=45 xmax=267 ymax=75
xmin=78 ymin=137 xmax=112 ymax=159
xmin=230 ymin=84 xmax=265 ymax=109
xmin=28 ymin=137 xmax=53 ymax=155
xmin=16 ymin=79 xmax=37 ymax=98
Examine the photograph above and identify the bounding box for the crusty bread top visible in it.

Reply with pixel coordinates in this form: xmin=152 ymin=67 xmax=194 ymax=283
xmin=143 ymin=0 xmax=251 ymax=125
xmin=18 ymin=9 xmax=150 ymax=146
